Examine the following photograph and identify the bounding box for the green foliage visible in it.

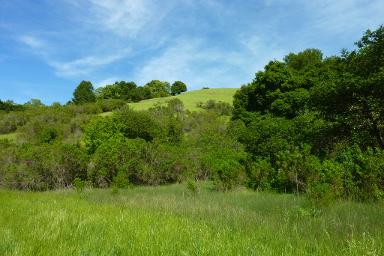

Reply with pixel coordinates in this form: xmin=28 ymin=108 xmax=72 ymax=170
xmin=0 ymin=143 xmax=88 ymax=191
xmin=73 ymin=81 xmax=96 ymax=104
xmin=115 ymin=107 xmax=163 ymax=142
xmin=143 ymin=80 xmax=171 ymax=98
xmin=186 ymin=180 xmax=199 ymax=194
xmin=26 ymin=98 xmax=44 ymax=107
xmin=246 ymin=158 xmax=275 ymax=191
xmin=233 ymin=26 xmax=384 ymax=201
xmin=73 ymin=177 xmax=85 ymax=192
xmin=95 ymin=81 xmax=138 ymax=101
xmin=171 ymin=81 xmax=187 ymax=95
xmin=0 ymin=99 xmax=24 ymax=112
xmin=0 ymin=111 xmax=28 ymax=134
xmin=335 ymin=146 xmax=384 ymax=201
xmin=97 ymin=99 xmax=126 ymax=112
xmin=83 ymin=116 xmax=122 ymax=154
xmin=88 ymin=136 xmax=145 ymax=187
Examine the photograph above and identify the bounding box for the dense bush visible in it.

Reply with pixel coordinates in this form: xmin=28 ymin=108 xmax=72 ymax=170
xmin=88 ymin=135 xmax=145 ymax=187
xmin=0 ymin=143 xmax=88 ymax=191
xmin=0 ymin=111 xmax=28 ymax=134
xmin=97 ymin=99 xmax=126 ymax=112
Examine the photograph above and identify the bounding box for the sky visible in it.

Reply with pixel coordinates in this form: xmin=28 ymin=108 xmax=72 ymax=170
xmin=0 ymin=0 xmax=383 ymax=104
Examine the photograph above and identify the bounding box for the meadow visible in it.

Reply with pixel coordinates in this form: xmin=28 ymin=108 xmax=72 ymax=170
xmin=128 ymin=88 xmax=238 ymax=111
xmin=1 ymin=184 xmax=383 ymax=256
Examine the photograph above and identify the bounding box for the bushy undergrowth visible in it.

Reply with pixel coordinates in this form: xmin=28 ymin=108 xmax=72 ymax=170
xmin=0 ymin=99 xmax=244 ymax=191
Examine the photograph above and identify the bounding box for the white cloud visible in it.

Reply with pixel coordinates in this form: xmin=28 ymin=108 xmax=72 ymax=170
xmin=94 ymin=77 xmax=120 ymax=88
xmin=18 ymin=34 xmax=130 ymax=77
xmin=135 ymin=38 xmax=258 ymax=88
xmin=85 ymin=0 xmax=169 ymax=37
xmin=19 ymin=35 xmax=46 ymax=49
xmin=49 ymin=50 xmax=130 ymax=77
xmin=306 ymin=0 xmax=384 ymax=34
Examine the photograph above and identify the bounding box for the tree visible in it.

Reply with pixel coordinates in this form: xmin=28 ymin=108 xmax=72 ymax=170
xmin=95 ymin=81 xmax=137 ymax=100
xmin=171 ymin=81 xmax=187 ymax=95
xmin=26 ymin=98 xmax=44 ymax=107
xmin=143 ymin=80 xmax=170 ymax=98
xmin=311 ymin=26 xmax=384 ymax=149
xmin=73 ymin=81 xmax=96 ymax=104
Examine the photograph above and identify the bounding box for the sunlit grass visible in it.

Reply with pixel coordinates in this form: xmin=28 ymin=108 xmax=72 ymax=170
xmin=128 ymin=88 xmax=238 ymax=112
xmin=0 ymin=132 xmax=17 ymax=141
xmin=0 ymin=183 xmax=383 ymax=255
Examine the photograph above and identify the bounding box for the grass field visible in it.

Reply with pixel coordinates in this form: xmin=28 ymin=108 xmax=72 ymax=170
xmin=0 ymin=184 xmax=383 ymax=255
xmin=128 ymin=88 xmax=238 ymax=112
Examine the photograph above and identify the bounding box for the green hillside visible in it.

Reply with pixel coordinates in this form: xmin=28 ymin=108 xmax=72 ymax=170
xmin=128 ymin=88 xmax=238 ymax=111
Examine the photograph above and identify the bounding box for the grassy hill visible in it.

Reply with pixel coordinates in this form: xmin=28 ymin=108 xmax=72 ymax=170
xmin=128 ymin=88 xmax=238 ymax=112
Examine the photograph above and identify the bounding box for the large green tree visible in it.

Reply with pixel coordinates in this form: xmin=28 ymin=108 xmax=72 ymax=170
xmin=171 ymin=81 xmax=187 ymax=95
xmin=143 ymin=80 xmax=171 ymax=98
xmin=311 ymin=26 xmax=384 ymax=149
xmin=73 ymin=81 xmax=96 ymax=104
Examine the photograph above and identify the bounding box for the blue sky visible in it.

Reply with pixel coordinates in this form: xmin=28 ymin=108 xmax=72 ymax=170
xmin=0 ymin=0 xmax=383 ymax=104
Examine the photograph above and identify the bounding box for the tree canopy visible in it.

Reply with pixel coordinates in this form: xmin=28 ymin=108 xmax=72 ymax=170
xmin=171 ymin=81 xmax=187 ymax=95
xmin=73 ymin=81 xmax=96 ymax=104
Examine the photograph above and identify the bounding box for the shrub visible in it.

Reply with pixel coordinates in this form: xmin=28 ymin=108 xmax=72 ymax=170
xmin=0 ymin=112 xmax=28 ymax=134
xmin=246 ymin=158 xmax=275 ymax=191
xmin=336 ymin=146 xmax=384 ymax=201
xmin=73 ymin=177 xmax=85 ymax=192
xmin=0 ymin=143 xmax=88 ymax=191
xmin=186 ymin=180 xmax=199 ymax=194
xmin=306 ymin=159 xmax=345 ymax=205
xmin=83 ymin=116 xmax=123 ymax=154
xmin=115 ymin=107 xmax=163 ymax=141
xmin=88 ymin=136 xmax=145 ymax=187
xmin=97 ymin=99 xmax=126 ymax=112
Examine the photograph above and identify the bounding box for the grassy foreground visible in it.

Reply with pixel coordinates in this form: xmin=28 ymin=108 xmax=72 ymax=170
xmin=128 ymin=88 xmax=238 ymax=112
xmin=0 ymin=184 xmax=383 ymax=256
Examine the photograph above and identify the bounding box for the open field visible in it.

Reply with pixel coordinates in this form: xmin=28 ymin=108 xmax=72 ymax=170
xmin=128 ymin=88 xmax=238 ymax=112
xmin=0 ymin=184 xmax=383 ymax=255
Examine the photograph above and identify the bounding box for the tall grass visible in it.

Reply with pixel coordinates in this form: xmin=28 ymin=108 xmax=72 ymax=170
xmin=0 ymin=184 xmax=383 ymax=255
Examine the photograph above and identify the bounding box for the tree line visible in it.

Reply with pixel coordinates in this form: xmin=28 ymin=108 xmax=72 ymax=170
xmin=73 ymin=80 xmax=187 ymax=104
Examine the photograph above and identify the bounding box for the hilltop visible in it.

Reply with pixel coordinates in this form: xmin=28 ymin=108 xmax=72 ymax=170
xmin=128 ymin=88 xmax=238 ymax=112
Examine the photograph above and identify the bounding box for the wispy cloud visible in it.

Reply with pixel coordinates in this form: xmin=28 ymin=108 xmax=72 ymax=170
xmin=135 ymin=38 xmax=258 ymax=88
xmin=86 ymin=0 xmax=157 ymax=38
xmin=19 ymin=35 xmax=47 ymax=49
xmin=49 ymin=50 xmax=131 ymax=77
xmin=18 ymin=34 xmax=131 ymax=77
xmin=306 ymin=0 xmax=384 ymax=34
xmin=94 ymin=77 xmax=120 ymax=88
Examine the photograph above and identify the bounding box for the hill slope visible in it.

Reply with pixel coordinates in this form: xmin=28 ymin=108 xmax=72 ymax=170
xmin=128 ymin=88 xmax=238 ymax=111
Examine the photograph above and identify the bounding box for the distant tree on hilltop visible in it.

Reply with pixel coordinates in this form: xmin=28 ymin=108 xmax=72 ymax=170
xmin=171 ymin=81 xmax=187 ymax=95
xmin=73 ymin=81 xmax=96 ymax=104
